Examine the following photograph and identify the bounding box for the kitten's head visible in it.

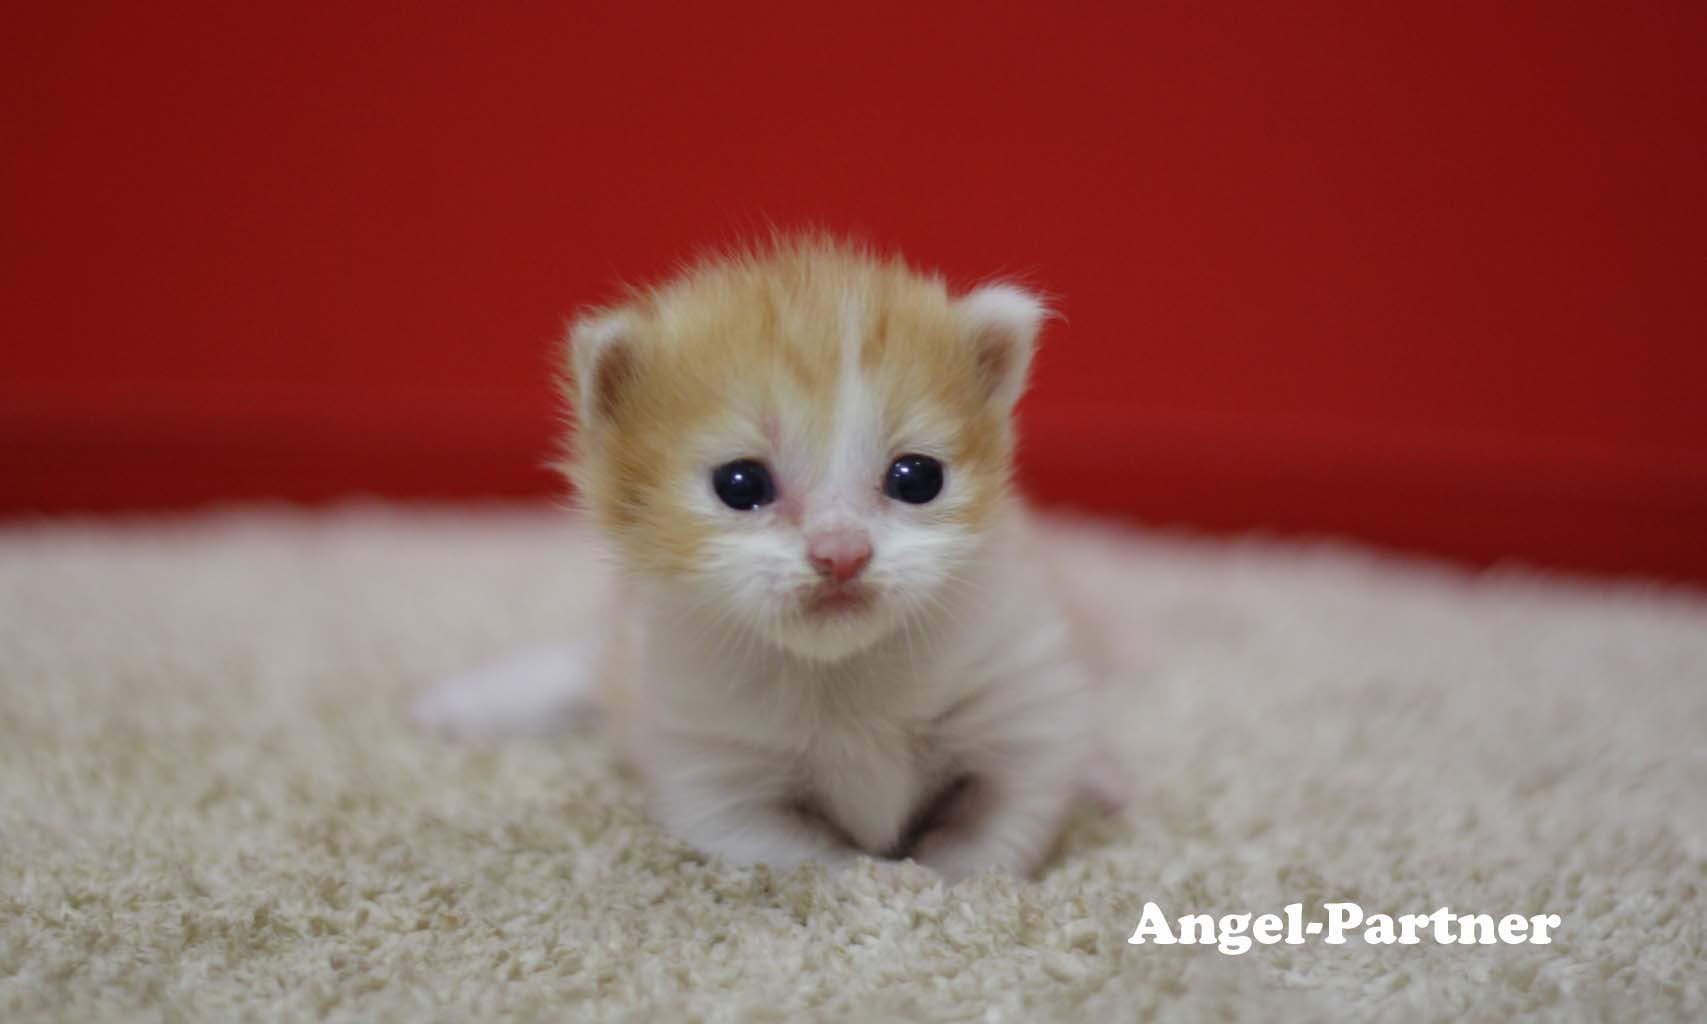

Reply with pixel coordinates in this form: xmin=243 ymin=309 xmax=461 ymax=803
xmin=563 ymin=238 xmax=1046 ymax=662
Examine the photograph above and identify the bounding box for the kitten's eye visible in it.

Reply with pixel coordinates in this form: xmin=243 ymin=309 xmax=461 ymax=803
xmin=711 ymin=459 xmax=776 ymax=511
xmin=884 ymin=454 xmax=944 ymax=505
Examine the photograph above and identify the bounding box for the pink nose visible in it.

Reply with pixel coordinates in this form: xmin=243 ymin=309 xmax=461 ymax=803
xmin=807 ymin=528 xmax=872 ymax=585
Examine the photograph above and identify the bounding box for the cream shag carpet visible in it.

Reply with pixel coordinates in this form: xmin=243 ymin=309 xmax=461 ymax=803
xmin=2 ymin=507 xmax=1704 ymax=1022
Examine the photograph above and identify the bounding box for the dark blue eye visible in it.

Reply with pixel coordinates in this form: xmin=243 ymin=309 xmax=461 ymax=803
xmin=712 ymin=459 xmax=776 ymax=511
xmin=884 ymin=454 xmax=944 ymax=504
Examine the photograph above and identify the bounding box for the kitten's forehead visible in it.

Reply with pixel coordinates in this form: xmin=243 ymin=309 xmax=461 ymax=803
xmin=645 ymin=257 xmax=983 ymax=444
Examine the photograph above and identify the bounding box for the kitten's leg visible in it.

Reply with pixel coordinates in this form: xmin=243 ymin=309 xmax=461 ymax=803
xmin=908 ymin=760 xmax=1079 ymax=883
xmin=411 ymin=644 xmax=597 ymax=740
xmin=1078 ymin=744 xmax=1131 ymax=815
xmin=652 ymin=781 xmax=861 ymax=871
xmin=664 ymin=793 xmax=932 ymax=889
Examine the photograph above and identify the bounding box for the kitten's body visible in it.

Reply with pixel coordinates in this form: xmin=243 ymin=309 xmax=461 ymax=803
xmin=419 ymin=239 xmax=1114 ymax=881
xmin=609 ymin=508 xmax=1098 ymax=878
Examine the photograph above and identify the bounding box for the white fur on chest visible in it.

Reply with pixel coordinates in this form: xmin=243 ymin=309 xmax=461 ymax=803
xmin=620 ymin=550 xmax=1085 ymax=860
xmin=634 ymin=627 xmax=969 ymax=854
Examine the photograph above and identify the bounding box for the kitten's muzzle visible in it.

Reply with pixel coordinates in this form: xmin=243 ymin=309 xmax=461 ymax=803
xmin=803 ymin=582 xmax=875 ymax=617
xmin=805 ymin=526 xmax=872 ymax=586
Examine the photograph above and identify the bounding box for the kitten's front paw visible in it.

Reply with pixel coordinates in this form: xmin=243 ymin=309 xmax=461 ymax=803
xmin=910 ymin=833 xmax=1001 ymax=886
xmin=1079 ymin=750 xmax=1132 ymax=815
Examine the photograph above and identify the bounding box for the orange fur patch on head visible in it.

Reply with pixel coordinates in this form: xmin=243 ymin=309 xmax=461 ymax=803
xmin=561 ymin=236 xmax=1040 ymax=577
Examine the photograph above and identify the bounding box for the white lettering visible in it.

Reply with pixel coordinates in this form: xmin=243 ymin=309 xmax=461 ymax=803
xmin=1217 ymin=913 xmax=1253 ymax=956
xmin=1127 ymin=901 xmax=1177 ymax=945
xmin=1497 ymin=914 xmax=1530 ymax=943
xmin=1126 ymin=902 xmax=1562 ymax=955
xmin=1176 ymin=913 xmax=1215 ymax=945
xmin=1458 ymin=913 xmax=1497 ymax=944
xmin=1323 ymin=902 xmax=1363 ymax=944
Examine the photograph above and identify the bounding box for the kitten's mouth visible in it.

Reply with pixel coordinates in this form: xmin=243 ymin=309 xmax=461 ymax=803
xmin=803 ymin=583 xmax=875 ymax=618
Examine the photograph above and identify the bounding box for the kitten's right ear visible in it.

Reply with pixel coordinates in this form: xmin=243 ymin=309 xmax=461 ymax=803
xmin=956 ymin=283 xmax=1048 ymax=412
xmin=568 ymin=310 xmax=639 ymax=427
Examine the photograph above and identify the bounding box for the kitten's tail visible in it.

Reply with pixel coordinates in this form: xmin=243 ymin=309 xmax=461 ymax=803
xmin=411 ymin=644 xmax=600 ymax=742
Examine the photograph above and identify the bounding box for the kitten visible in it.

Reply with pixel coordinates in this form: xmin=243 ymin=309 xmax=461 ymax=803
xmin=416 ymin=238 xmax=1117 ymax=882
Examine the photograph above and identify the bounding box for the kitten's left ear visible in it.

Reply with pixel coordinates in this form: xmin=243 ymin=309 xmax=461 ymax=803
xmin=957 ymin=283 xmax=1049 ymax=410
xmin=567 ymin=309 xmax=640 ymax=429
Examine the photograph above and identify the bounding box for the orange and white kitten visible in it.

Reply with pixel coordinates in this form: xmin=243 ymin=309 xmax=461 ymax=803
xmin=416 ymin=239 xmax=1114 ymax=882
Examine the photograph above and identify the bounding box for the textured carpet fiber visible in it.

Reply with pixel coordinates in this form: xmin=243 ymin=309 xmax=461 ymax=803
xmin=2 ymin=507 xmax=1704 ymax=1021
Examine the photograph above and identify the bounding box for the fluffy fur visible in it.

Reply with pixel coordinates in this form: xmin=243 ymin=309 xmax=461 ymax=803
xmin=418 ymin=238 xmax=1106 ymax=881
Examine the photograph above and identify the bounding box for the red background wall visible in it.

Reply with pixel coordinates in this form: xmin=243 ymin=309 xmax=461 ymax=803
xmin=5 ymin=3 xmax=1705 ymax=580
